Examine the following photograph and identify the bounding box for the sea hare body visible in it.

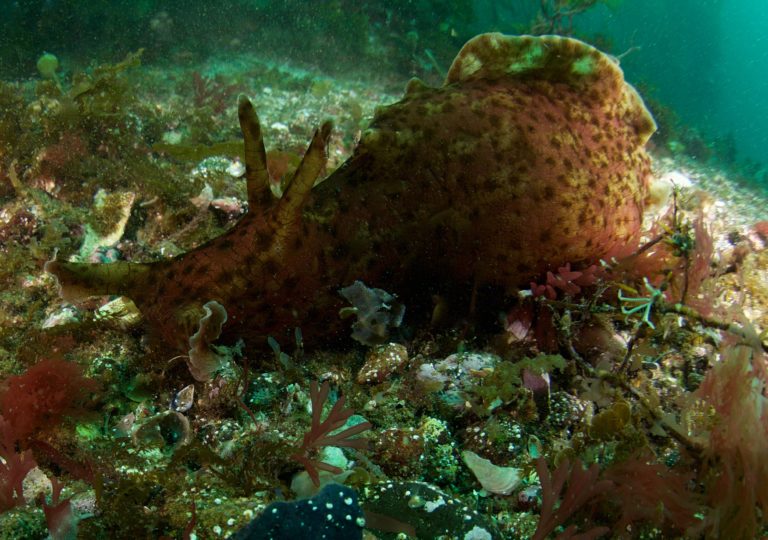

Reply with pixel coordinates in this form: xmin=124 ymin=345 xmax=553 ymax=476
xmin=46 ymin=33 xmax=656 ymax=349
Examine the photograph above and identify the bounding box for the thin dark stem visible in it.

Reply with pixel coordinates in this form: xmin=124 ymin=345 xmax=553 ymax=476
xmin=617 ymin=325 xmax=646 ymax=376
xmin=563 ymin=335 xmax=703 ymax=456
xmin=236 ymin=357 xmax=258 ymax=426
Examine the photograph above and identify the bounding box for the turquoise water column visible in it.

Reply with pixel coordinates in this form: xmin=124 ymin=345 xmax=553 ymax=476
xmin=713 ymin=0 xmax=768 ymax=171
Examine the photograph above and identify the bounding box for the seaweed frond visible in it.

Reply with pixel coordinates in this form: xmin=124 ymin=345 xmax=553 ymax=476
xmin=532 ymin=457 xmax=613 ymax=540
xmin=291 ymin=381 xmax=371 ymax=487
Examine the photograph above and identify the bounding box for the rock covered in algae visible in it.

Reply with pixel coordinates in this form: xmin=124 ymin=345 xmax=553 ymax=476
xmin=360 ymin=480 xmax=499 ymax=538
xmin=46 ymin=33 xmax=656 ymax=350
xmin=230 ymin=483 xmax=364 ymax=540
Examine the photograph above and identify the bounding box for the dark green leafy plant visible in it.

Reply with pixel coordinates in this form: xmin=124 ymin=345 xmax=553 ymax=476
xmin=471 ymin=354 xmax=566 ymax=412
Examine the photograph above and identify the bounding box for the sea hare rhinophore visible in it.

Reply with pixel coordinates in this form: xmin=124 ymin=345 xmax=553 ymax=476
xmin=46 ymin=33 xmax=656 ymax=349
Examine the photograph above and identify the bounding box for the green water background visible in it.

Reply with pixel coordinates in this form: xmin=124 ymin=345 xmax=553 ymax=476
xmin=573 ymin=0 xmax=768 ymax=179
xmin=1 ymin=1 xmax=765 ymax=180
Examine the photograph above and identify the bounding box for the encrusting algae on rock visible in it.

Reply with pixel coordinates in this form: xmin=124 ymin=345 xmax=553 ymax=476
xmin=45 ymin=33 xmax=656 ymax=351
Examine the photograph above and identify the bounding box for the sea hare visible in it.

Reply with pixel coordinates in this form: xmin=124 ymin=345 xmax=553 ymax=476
xmin=46 ymin=33 xmax=656 ymax=350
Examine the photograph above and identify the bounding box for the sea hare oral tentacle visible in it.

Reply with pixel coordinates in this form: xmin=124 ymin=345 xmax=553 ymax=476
xmin=275 ymin=120 xmax=333 ymax=229
xmin=237 ymin=95 xmax=271 ymax=207
xmin=46 ymin=33 xmax=656 ymax=352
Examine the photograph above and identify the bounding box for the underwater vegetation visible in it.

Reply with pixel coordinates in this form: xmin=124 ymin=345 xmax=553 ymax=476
xmin=0 ymin=1 xmax=474 ymax=83
xmin=1 ymin=19 xmax=768 ymax=540
xmin=527 ymin=0 xmax=625 ymax=36
xmin=0 ymin=1 xmax=623 ymax=84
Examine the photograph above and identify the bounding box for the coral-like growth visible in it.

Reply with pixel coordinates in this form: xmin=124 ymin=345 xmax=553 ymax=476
xmin=618 ymin=207 xmax=714 ymax=311
xmin=601 ymin=454 xmax=699 ymax=534
xmin=0 ymin=361 xmax=96 ymax=522
xmin=0 ymin=417 xmax=36 ymax=512
xmin=291 ymin=381 xmax=371 ymax=487
xmin=532 ymin=458 xmax=612 ymax=540
xmin=0 ymin=359 xmax=97 ymax=443
xmin=530 ymin=263 xmax=603 ymax=300
xmin=696 ymin=342 xmax=768 ymax=539
xmin=191 ymin=72 xmax=240 ymax=115
xmin=40 ymin=477 xmax=76 ymax=540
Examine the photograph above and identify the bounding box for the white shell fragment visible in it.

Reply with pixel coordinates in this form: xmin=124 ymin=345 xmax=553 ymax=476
xmin=171 ymin=384 xmax=195 ymax=412
xmin=77 ymin=189 xmax=135 ymax=258
xmin=226 ymin=159 xmax=246 ymax=177
xmin=461 ymin=450 xmax=521 ymax=495
xmin=95 ymin=296 xmax=143 ymax=327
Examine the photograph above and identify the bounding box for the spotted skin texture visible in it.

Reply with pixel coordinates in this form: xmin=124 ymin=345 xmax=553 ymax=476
xmin=46 ymin=33 xmax=656 ymax=350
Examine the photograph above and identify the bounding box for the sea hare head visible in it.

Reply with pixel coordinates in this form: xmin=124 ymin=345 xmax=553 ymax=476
xmin=356 ymin=33 xmax=657 ymax=288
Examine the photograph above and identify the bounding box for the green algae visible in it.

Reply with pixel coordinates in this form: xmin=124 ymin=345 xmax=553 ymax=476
xmin=152 ymin=140 xmax=244 ymax=163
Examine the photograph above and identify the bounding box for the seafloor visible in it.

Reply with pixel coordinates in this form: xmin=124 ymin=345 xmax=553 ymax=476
xmin=1 ymin=48 xmax=767 ymax=540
